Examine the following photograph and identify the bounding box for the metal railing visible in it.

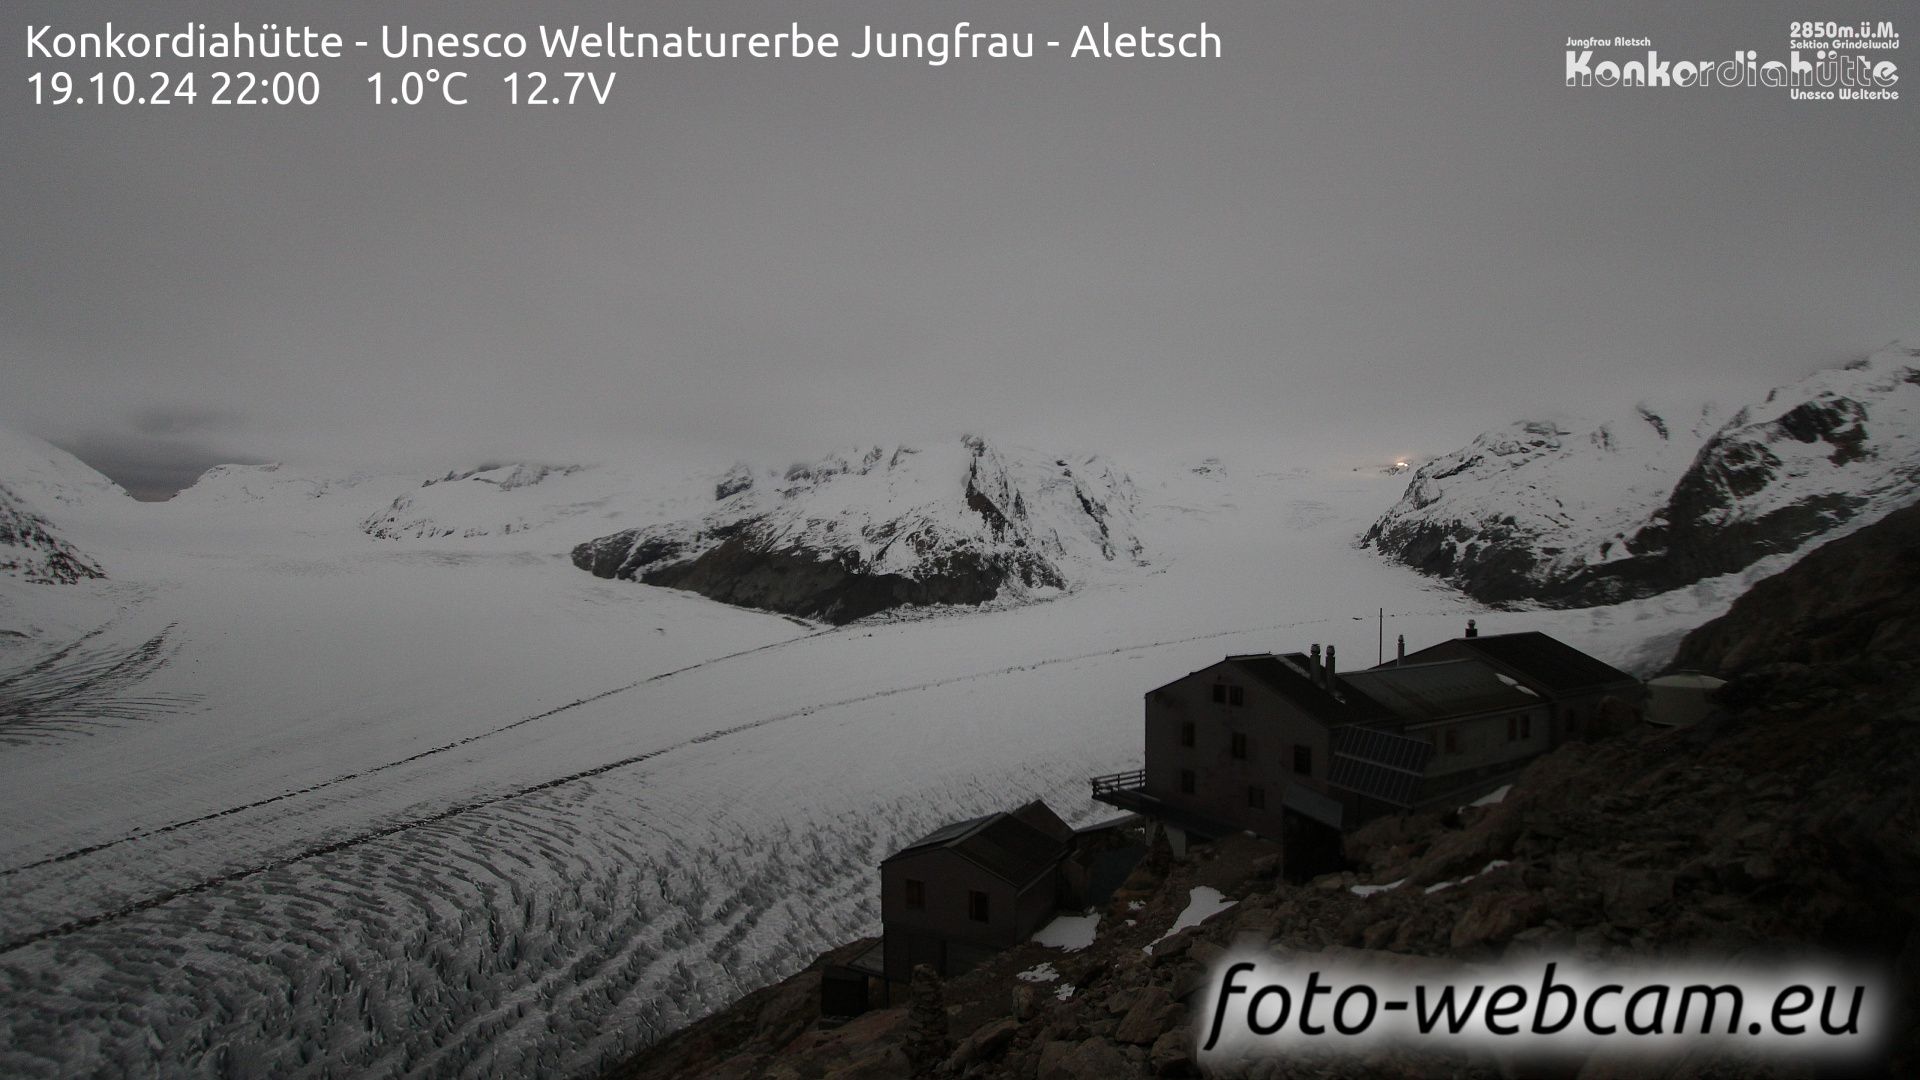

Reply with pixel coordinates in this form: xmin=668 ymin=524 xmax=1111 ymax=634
xmin=1088 ymin=768 xmax=1146 ymax=797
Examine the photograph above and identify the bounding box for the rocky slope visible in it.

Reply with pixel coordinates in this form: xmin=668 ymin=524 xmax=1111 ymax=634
xmin=572 ymin=437 xmax=1145 ymax=624
xmin=0 ymin=485 xmax=104 ymax=584
xmin=1665 ymin=501 xmax=1920 ymax=676
xmin=1364 ymin=346 xmax=1920 ymax=606
xmin=608 ymin=503 xmax=1920 ymax=1078
xmin=0 ymin=426 xmax=126 ymax=583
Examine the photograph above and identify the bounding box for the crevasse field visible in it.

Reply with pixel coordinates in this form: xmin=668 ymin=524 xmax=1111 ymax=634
xmin=0 ymin=447 xmax=1760 ymax=1078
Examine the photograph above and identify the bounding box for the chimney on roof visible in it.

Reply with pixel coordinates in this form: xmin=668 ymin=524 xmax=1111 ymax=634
xmin=1396 ymin=634 xmax=1405 ymax=664
xmin=1325 ymin=644 xmax=1337 ymax=685
xmin=1309 ymin=644 xmax=1322 ymax=684
xmin=1465 ymin=618 xmax=1479 ymax=639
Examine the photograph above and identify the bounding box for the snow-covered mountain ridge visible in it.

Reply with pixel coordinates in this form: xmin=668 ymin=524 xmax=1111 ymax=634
xmin=572 ymin=436 xmax=1146 ymax=624
xmin=361 ymin=462 xmax=602 ymax=540
xmin=1364 ymin=346 xmax=1920 ymax=606
xmin=0 ymin=486 xmax=105 ymax=585
xmin=0 ymin=428 xmax=128 ymax=584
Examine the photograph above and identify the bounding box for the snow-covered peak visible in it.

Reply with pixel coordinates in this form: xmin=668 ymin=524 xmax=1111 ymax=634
xmin=1652 ymin=345 xmax=1919 ymax=533
xmin=360 ymin=460 xmax=717 ymax=543
xmin=1365 ymin=346 xmax=1920 ymax=606
xmin=420 ymin=463 xmax=584 ymax=493
xmin=0 ymin=424 xmax=131 ymax=513
xmin=172 ymin=463 xmax=333 ymax=505
xmin=573 ymin=436 xmax=1144 ymax=623
xmin=1369 ymin=395 xmax=1723 ymax=577
xmin=721 ymin=437 xmax=1143 ymax=575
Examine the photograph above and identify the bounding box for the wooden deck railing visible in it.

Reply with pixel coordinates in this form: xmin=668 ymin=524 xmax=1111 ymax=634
xmin=1088 ymin=768 xmax=1146 ymax=797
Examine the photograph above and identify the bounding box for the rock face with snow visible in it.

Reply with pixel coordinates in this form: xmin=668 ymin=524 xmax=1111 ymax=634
xmin=0 ymin=485 xmax=105 ymax=583
xmin=0 ymin=426 xmax=125 ymax=583
xmin=361 ymin=463 xmax=589 ymax=540
xmin=1364 ymin=347 xmax=1920 ymax=606
xmin=573 ymin=437 xmax=1145 ymax=624
xmin=1666 ymin=500 xmax=1920 ymax=676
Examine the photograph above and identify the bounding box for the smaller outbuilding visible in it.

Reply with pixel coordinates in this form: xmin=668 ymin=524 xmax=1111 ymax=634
xmin=877 ymin=800 xmax=1078 ymax=985
xmin=1645 ymin=672 xmax=1727 ymax=727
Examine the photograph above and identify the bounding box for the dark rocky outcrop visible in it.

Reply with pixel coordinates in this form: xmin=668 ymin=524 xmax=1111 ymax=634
xmin=1666 ymin=501 xmax=1920 ymax=676
xmin=0 ymin=483 xmax=105 ymax=584
xmin=599 ymin=528 xmax=1061 ymax=625
xmin=715 ymin=463 xmax=756 ymax=502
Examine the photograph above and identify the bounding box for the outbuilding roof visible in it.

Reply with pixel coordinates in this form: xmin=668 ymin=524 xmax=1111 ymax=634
xmin=883 ymin=799 xmax=1071 ymax=888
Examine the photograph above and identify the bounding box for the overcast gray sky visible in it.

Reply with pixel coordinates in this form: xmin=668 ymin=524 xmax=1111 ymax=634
xmin=4 ymin=0 xmax=1916 ymax=495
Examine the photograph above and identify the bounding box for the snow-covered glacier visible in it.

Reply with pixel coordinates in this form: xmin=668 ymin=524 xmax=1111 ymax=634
xmin=0 ymin=421 xmax=1826 ymax=1078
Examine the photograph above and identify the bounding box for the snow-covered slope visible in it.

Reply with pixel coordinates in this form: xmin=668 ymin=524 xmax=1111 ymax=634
xmin=0 ymin=427 xmax=130 ymax=514
xmin=1364 ymin=346 xmax=1920 ymax=606
xmin=0 ymin=487 xmax=105 ymax=584
xmin=362 ymin=463 xmax=588 ymax=539
xmin=357 ymin=461 xmax=715 ymax=544
xmin=572 ymin=437 xmax=1146 ymax=623
xmin=0 ymin=427 xmax=129 ymax=583
xmin=170 ymin=462 xmax=369 ymax=507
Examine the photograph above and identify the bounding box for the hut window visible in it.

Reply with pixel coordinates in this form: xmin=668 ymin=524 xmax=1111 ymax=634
xmin=1229 ymin=685 xmax=1244 ymax=706
xmin=1444 ymin=727 xmax=1459 ymax=754
xmin=968 ymin=890 xmax=990 ymax=923
xmin=1179 ymin=769 xmax=1196 ymax=794
xmin=1292 ymin=745 xmax=1312 ymax=775
xmin=1520 ymin=714 xmax=1532 ymax=739
xmin=904 ymin=879 xmax=925 ymax=910
xmin=1211 ymin=684 xmax=1226 ymax=703
xmin=1180 ymin=721 xmax=1195 ymax=748
xmin=1230 ymin=732 xmax=1248 ymax=760
xmin=1247 ymin=785 xmax=1266 ymax=809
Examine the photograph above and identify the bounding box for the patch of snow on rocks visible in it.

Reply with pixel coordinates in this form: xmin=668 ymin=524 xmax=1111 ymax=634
xmin=1031 ymin=913 xmax=1100 ymax=952
xmin=1145 ymin=886 xmax=1235 ymax=953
